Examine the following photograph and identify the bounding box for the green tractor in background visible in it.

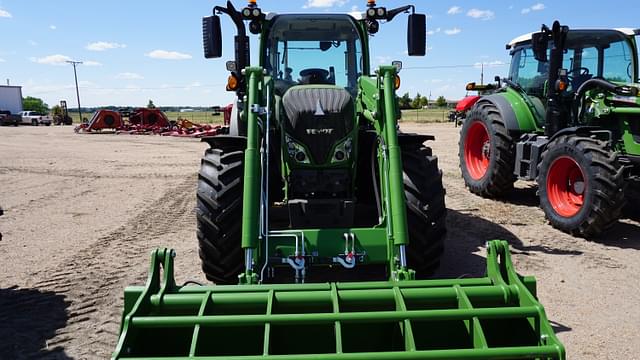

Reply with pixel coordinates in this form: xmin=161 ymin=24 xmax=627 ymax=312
xmin=459 ymin=22 xmax=640 ymax=237
xmin=112 ymin=2 xmax=565 ymax=358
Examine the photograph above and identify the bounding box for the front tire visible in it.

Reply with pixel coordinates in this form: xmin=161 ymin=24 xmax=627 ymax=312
xmin=537 ymin=135 xmax=625 ymax=237
xmin=32 ymin=119 xmax=38 ymax=126
xmin=402 ymin=143 xmax=447 ymax=278
xmin=459 ymin=101 xmax=516 ymax=197
xmin=196 ymin=142 xmax=245 ymax=284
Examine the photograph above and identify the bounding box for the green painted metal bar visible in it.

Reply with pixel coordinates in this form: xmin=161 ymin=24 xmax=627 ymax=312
xmin=379 ymin=66 xmax=409 ymax=248
xmin=330 ymin=283 xmax=343 ymax=354
xmin=130 ymin=306 xmax=541 ymax=327
xmin=611 ymin=106 xmax=640 ymax=114
xmin=262 ymin=289 xmax=274 ymax=356
xmin=454 ymin=285 xmax=488 ymax=350
xmin=392 ymin=287 xmax=416 ymax=352
xmin=149 ymin=285 xmax=510 ymax=310
xmin=241 ymin=67 xmax=263 ymax=251
xmin=119 ymin=345 xmax=564 ymax=360
xmin=189 ymin=290 xmax=210 ymax=357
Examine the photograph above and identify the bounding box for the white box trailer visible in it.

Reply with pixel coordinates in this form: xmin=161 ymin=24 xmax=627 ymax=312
xmin=0 ymin=85 xmax=23 ymax=114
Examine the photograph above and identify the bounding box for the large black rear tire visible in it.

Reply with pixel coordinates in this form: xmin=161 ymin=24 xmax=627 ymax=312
xmin=459 ymin=101 xmax=516 ymax=197
xmin=537 ymin=135 xmax=625 ymax=237
xmin=196 ymin=143 xmax=245 ymax=284
xmin=402 ymin=144 xmax=447 ymax=278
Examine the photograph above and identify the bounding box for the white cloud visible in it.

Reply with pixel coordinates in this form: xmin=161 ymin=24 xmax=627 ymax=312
xmin=49 ymin=25 xmax=56 ymax=30
xmin=447 ymin=6 xmax=462 ymax=15
xmin=28 ymin=40 xmax=38 ymax=46
xmin=83 ymin=60 xmax=102 ymax=66
xmin=86 ymin=41 xmax=126 ymax=51
xmin=303 ymin=0 xmax=346 ymax=8
xmin=116 ymin=72 xmax=144 ymax=80
xmin=467 ymin=8 xmax=495 ymax=20
xmin=0 ymin=9 xmax=12 ymax=18
xmin=376 ymin=56 xmax=392 ymax=64
xmin=349 ymin=5 xmax=360 ymax=17
xmin=0 ymin=58 xmax=5 ymax=62
xmin=531 ymin=3 xmax=545 ymax=10
xmin=522 ymin=3 xmax=545 ymax=14
xmin=444 ymin=27 xmax=462 ymax=35
xmin=30 ymin=54 xmax=73 ymax=65
xmin=145 ymin=49 xmax=192 ymax=60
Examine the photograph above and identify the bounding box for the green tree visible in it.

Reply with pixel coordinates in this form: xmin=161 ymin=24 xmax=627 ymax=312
xmin=411 ymin=92 xmax=423 ymax=109
xmin=419 ymin=96 xmax=429 ymax=108
xmin=22 ymin=96 xmax=49 ymax=113
xmin=147 ymin=99 xmax=156 ymax=109
xmin=435 ymin=95 xmax=447 ymax=108
xmin=51 ymin=104 xmax=62 ymax=117
xmin=398 ymin=92 xmax=412 ymax=109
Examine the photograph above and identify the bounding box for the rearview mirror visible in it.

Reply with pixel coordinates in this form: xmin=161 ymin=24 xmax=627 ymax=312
xmin=320 ymin=41 xmax=332 ymax=52
xmin=203 ymin=16 xmax=222 ymax=58
xmin=407 ymin=13 xmax=426 ymax=56
xmin=531 ymin=31 xmax=548 ymax=62
xmin=392 ymin=60 xmax=402 ymax=73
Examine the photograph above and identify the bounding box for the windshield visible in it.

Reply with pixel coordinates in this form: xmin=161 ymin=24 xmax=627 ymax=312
xmin=509 ymin=30 xmax=637 ymax=96
xmin=265 ymin=15 xmax=363 ymax=90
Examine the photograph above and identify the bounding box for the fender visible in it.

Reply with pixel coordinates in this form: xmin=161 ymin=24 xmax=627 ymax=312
xmin=455 ymin=96 xmax=480 ymax=112
xmin=201 ymin=135 xmax=247 ymax=149
xmin=475 ymin=91 xmax=541 ymax=133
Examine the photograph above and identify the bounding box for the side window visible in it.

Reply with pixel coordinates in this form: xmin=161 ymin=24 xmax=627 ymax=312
xmin=579 ymin=47 xmax=599 ymax=75
xmin=512 ymin=47 xmax=548 ymax=97
xmin=603 ymin=40 xmax=633 ymax=83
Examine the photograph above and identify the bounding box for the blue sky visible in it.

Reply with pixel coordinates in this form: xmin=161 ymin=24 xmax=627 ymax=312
xmin=0 ymin=0 xmax=638 ymax=107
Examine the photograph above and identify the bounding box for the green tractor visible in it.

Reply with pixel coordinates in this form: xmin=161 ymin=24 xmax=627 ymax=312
xmin=112 ymin=2 xmax=565 ymax=358
xmin=459 ymin=22 xmax=640 ymax=237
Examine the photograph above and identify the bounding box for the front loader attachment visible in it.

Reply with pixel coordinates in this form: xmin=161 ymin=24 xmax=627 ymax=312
xmin=113 ymin=241 xmax=564 ymax=360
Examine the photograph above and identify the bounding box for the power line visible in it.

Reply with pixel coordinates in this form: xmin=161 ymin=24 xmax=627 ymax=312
xmin=25 ymin=84 xmax=227 ymax=95
xmin=403 ymin=63 xmax=511 ymax=70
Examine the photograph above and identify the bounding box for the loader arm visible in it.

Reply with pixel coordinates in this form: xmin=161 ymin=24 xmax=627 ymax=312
xmin=359 ymin=66 xmax=413 ymax=279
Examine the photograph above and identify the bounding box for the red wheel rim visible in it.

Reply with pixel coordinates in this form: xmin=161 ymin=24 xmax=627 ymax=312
xmin=464 ymin=120 xmax=491 ymax=180
xmin=546 ymin=156 xmax=586 ymax=217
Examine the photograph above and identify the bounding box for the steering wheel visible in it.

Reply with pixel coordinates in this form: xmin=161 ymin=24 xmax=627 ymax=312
xmin=299 ymin=68 xmax=330 ymax=84
xmin=566 ymin=67 xmax=589 ymax=78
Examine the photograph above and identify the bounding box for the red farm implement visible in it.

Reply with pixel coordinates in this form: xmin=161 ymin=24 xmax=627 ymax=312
xmin=74 ymin=110 xmax=125 ymax=133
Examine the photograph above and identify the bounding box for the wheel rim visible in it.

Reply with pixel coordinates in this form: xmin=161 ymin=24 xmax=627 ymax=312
xmin=464 ymin=120 xmax=491 ymax=180
xmin=546 ymin=156 xmax=586 ymax=217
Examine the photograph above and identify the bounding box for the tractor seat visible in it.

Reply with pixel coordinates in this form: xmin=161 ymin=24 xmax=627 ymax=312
xmin=282 ymin=85 xmax=354 ymax=164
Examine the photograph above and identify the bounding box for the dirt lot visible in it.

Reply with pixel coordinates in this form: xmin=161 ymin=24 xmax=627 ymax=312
xmin=1 ymin=124 xmax=638 ymax=359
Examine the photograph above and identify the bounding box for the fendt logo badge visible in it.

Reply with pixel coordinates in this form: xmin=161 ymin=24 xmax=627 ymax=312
xmin=314 ymin=99 xmax=325 ymax=116
xmin=306 ymin=128 xmax=334 ymax=135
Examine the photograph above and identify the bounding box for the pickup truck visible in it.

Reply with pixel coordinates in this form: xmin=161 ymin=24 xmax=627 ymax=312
xmin=20 ymin=111 xmax=52 ymax=126
xmin=0 ymin=110 xmax=20 ymax=126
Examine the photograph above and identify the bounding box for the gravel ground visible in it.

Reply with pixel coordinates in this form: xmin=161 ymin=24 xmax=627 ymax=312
xmin=0 ymin=124 xmax=638 ymax=359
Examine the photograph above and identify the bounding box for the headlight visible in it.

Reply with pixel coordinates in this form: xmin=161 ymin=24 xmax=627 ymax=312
xmin=331 ymin=138 xmax=353 ymax=163
xmin=285 ymin=136 xmax=311 ymax=164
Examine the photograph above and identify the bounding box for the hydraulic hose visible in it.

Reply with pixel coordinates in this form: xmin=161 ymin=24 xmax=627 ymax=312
xmin=573 ymin=78 xmax=639 ymax=121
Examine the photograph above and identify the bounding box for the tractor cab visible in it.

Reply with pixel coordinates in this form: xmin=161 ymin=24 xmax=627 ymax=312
xmin=264 ymin=14 xmax=365 ymax=94
xmin=507 ymin=28 xmax=639 ymax=126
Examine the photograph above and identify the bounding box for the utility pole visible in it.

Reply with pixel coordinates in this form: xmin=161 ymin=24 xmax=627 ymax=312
xmin=66 ymin=60 xmax=83 ymax=123
xmin=480 ymin=62 xmax=484 ymax=85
